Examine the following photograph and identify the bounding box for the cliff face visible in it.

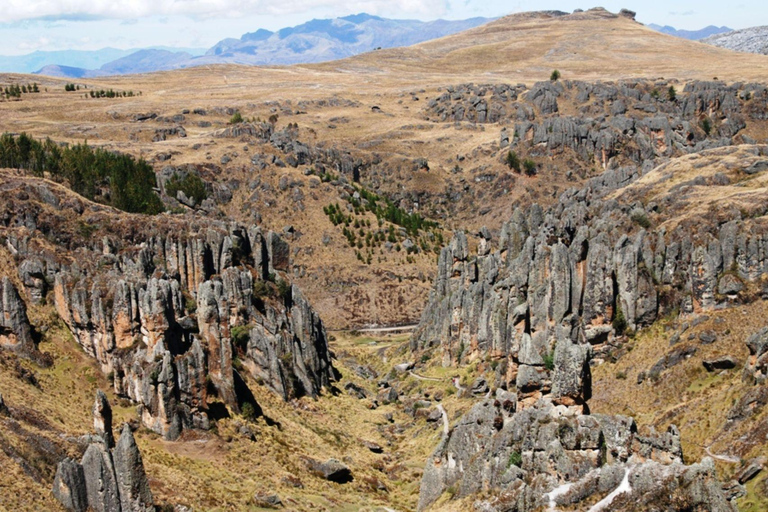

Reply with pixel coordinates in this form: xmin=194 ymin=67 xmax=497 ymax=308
xmin=1 ymin=173 xmax=334 ymax=439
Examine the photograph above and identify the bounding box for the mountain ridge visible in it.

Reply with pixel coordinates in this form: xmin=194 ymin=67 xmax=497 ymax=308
xmin=647 ymin=23 xmax=732 ymax=40
xmin=27 ymin=14 xmax=493 ymax=78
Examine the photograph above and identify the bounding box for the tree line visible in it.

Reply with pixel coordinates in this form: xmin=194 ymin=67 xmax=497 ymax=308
xmin=3 ymin=83 xmax=39 ymax=99
xmin=0 ymin=133 xmax=164 ymax=214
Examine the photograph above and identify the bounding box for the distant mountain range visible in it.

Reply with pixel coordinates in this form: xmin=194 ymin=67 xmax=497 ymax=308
xmin=0 ymin=14 xmax=491 ymax=78
xmin=0 ymin=47 xmax=207 ymax=75
xmin=198 ymin=14 xmax=492 ymax=66
xmin=647 ymin=24 xmax=733 ymax=40
xmin=703 ymin=26 xmax=768 ymax=55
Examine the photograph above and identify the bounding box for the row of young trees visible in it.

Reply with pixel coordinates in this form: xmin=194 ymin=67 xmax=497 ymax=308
xmin=65 ymin=84 xmax=140 ymax=98
xmin=0 ymin=133 xmax=164 ymax=214
xmin=3 ymin=83 xmax=39 ymax=99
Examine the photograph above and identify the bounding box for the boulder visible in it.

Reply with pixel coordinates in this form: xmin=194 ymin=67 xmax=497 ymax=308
xmin=703 ymin=357 xmax=738 ymax=372
xmin=307 ymin=458 xmax=353 ymax=483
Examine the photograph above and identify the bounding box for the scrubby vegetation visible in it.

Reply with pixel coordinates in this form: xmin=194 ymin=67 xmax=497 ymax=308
xmin=165 ymin=172 xmax=208 ymax=205
xmin=523 ymin=159 xmax=537 ymax=176
xmin=322 ymin=182 xmax=444 ymax=265
xmin=88 ymin=89 xmax=137 ymax=99
xmin=0 ymin=132 xmax=163 ymax=214
xmin=505 ymin=150 xmax=521 ymax=172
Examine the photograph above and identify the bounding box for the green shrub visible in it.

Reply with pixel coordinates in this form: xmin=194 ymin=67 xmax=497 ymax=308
xmin=253 ymin=280 xmax=272 ymax=299
xmin=630 ymin=211 xmax=651 ymax=229
xmin=668 ymin=86 xmax=677 ymax=101
xmin=276 ymin=279 xmax=291 ymax=301
xmin=612 ymin=304 xmax=627 ymax=335
xmin=701 ymin=117 xmax=712 ymax=135
xmin=241 ymin=402 xmax=258 ymax=421
xmin=165 ymin=172 xmax=208 ymax=205
xmin=229 ymin=112 xmax=243 ymax=124
xmin=508 ymin=451 xmax=522 ymax=467
xmin=231 ymin=325 xmax=251 ymax=349
xmin=523 ymin=159 xmax=537 ymax=176
xmin=505 ymin=150 xmax=521 ymax=172
xmin=550 ymin=69 xmax=561 ymax=81
xmin=542 ymin=351 xmax=555 ymax=371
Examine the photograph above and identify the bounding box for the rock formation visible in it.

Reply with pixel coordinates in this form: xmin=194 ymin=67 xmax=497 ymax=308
xmin=413 ymin=145 xmax=768 ymax=400
xmin=426 ymin=79 xmax=766 ymax=172
xmin=704 ymin=26 xmax=768 ymax=56
xmin=2 ymin=179 xmax=334 ymax=440
xmin=417 ymin=350 xmax=736 ymax=511
xmin=53 ymin=391 xmax=154 ymax=512
xmin=412 ymin=144 xmax=766 ymax=510
xmin=0 ymin=276 xmax=35 ymax=355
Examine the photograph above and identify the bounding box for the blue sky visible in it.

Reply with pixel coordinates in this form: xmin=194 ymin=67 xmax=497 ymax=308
xmin=0 ymin=0 xmax=760 ymax=55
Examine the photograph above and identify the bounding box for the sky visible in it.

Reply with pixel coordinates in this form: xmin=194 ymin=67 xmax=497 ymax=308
xmin=0 ymin=0 xmax=761 ymax=56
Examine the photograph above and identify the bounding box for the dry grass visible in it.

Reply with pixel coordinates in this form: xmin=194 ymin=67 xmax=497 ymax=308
xmin=0 ymin=313 xmax=476 ymax=511
xmin=590 ymin=300 xmax=768 ymax=510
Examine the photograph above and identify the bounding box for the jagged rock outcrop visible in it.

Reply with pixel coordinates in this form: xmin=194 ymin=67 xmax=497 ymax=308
xmin=412 ymin=140 xmax=762 ymax=512
xmin=18 ymin=258 xmax=48 ymax=304
xmin=425 ymin=79 xmax=766 ymax=174
xmin=53 ymin=391 xmax=154 ymax=512
xmin=417 ymin=358 xmax=735 ymax=511
xmin=744 ymin=326 xmax=768 ymax=383
xmin=49 ymin=225 xmax=334 ymax=439
xmin=704 ymin=26 xmax=768 ymax=56
xmin=53 ymin=458 xmax=88 ymax=512
xmin=2 ymin=178 xmax=335 ymax=440
xmin=113 ymin=424 xmax=154 ymax=512
xmin=0 ymin=276 xmax=35 ymax=355
xmin=413 ymin=147 xmax=768 ymax=396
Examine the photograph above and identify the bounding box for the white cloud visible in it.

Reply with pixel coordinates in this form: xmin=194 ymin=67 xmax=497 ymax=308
xmin=0 ymin=0 xmax=448 ymax=23
xmin=16 ymin=36 xmax=51 ymax=50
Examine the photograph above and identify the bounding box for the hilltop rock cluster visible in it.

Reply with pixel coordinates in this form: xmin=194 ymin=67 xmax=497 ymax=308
xmin=1 ymin=176 xmax=334 ymax=440
xmin=53 ymin=391 xmax=153 ymax=512
xmin=427 ymin=80 xmax=767 ymax=171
